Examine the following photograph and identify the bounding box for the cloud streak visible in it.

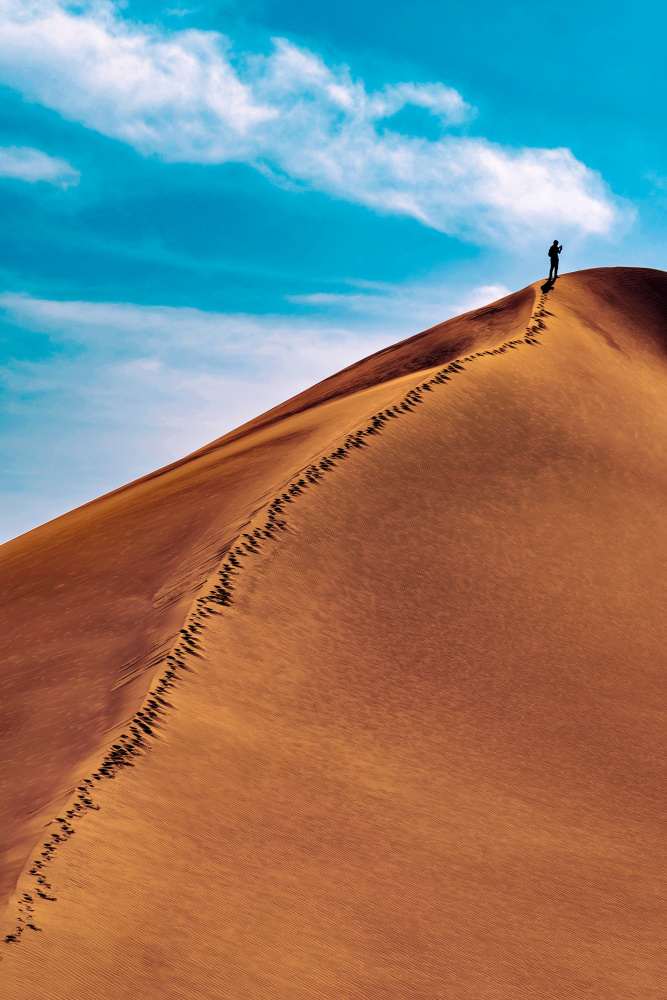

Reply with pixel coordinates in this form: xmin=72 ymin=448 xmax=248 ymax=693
xmin=0 ymin=0 xmax=626 ymax=240
xmin=0 ymin=144 xmax=80 ymax=186
xmin=287 ymin=279 xmax=511 ymax=326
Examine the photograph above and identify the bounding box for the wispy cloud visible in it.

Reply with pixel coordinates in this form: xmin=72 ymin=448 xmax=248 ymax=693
xmin=287 ymin=280 xmax=511 ymax=326
xmin=0 ymin=144 xmax=80 ymax=186
xmin=0 ymin=293 xmax=390 ymax=369
xmin=0 ymin=0 xmax=627 ymax=240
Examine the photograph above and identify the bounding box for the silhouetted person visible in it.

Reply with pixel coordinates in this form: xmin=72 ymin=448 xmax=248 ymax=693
xmin=548 ymin=240 xmax=562 ymax=280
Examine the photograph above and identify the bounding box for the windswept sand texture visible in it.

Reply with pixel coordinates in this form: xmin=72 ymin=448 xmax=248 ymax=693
xmin=1 ymin=267 xmax=667 ymax=997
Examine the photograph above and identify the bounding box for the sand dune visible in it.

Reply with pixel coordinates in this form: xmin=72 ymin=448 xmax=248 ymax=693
xmin=1 ymin=267 xmax=666 ymax=997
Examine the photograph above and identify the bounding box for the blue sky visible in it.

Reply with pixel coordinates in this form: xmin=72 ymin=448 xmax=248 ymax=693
xmin=0 ymin=0 xmax=664 ymax=541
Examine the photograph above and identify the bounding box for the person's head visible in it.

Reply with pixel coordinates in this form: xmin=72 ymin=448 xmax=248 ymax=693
xmin=552 ymin=239 xmax=559 ymax=245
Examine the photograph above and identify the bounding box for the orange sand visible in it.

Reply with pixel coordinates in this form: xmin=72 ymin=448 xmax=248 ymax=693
xmin=1 ymin=267 xmax=666 ymax=997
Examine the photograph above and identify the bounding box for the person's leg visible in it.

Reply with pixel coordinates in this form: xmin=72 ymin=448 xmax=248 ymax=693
xmin=549 ymin=261 xmax=554 ymax=279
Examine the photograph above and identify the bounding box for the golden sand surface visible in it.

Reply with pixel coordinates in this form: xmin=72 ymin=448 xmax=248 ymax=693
xmin=1 ymin=268 xmax=666 ymax=997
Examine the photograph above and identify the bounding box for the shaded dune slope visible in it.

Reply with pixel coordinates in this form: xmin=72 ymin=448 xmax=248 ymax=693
xmin=2 ymin=267 xmax=667 ymax=997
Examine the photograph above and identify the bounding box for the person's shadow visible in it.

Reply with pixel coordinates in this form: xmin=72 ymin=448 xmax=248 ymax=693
xmin=541 ymin=277 xmax=556 ymax=293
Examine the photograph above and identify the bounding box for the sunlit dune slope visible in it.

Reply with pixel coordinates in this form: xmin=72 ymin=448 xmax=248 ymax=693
xmin=2 ymin=267 xmax=667 ymax=998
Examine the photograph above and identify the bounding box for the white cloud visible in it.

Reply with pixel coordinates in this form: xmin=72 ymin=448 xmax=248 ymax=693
xmin=287 ymin=279 xmax=511 ymax=327
xmin=0 ymin=144 xmax=79 ymax=186
xmin=0 ymin=0 xmax=627 ymax=240
xmin=0 ymin=292 xmax=388 ymax=366
xmin=0 ymin=0 xmax=274 ymax=158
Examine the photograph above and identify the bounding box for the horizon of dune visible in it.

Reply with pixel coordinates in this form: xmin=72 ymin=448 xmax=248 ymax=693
xmin=1 ymin=266 xmax=667 ymax=998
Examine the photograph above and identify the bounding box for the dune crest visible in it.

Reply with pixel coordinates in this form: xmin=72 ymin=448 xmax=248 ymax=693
xmin=1 ymin=267 xmax=667 ymax=997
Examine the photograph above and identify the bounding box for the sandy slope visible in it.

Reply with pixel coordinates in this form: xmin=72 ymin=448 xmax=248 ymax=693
xmin=1 ymin=268 xmax=666 ymax=997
